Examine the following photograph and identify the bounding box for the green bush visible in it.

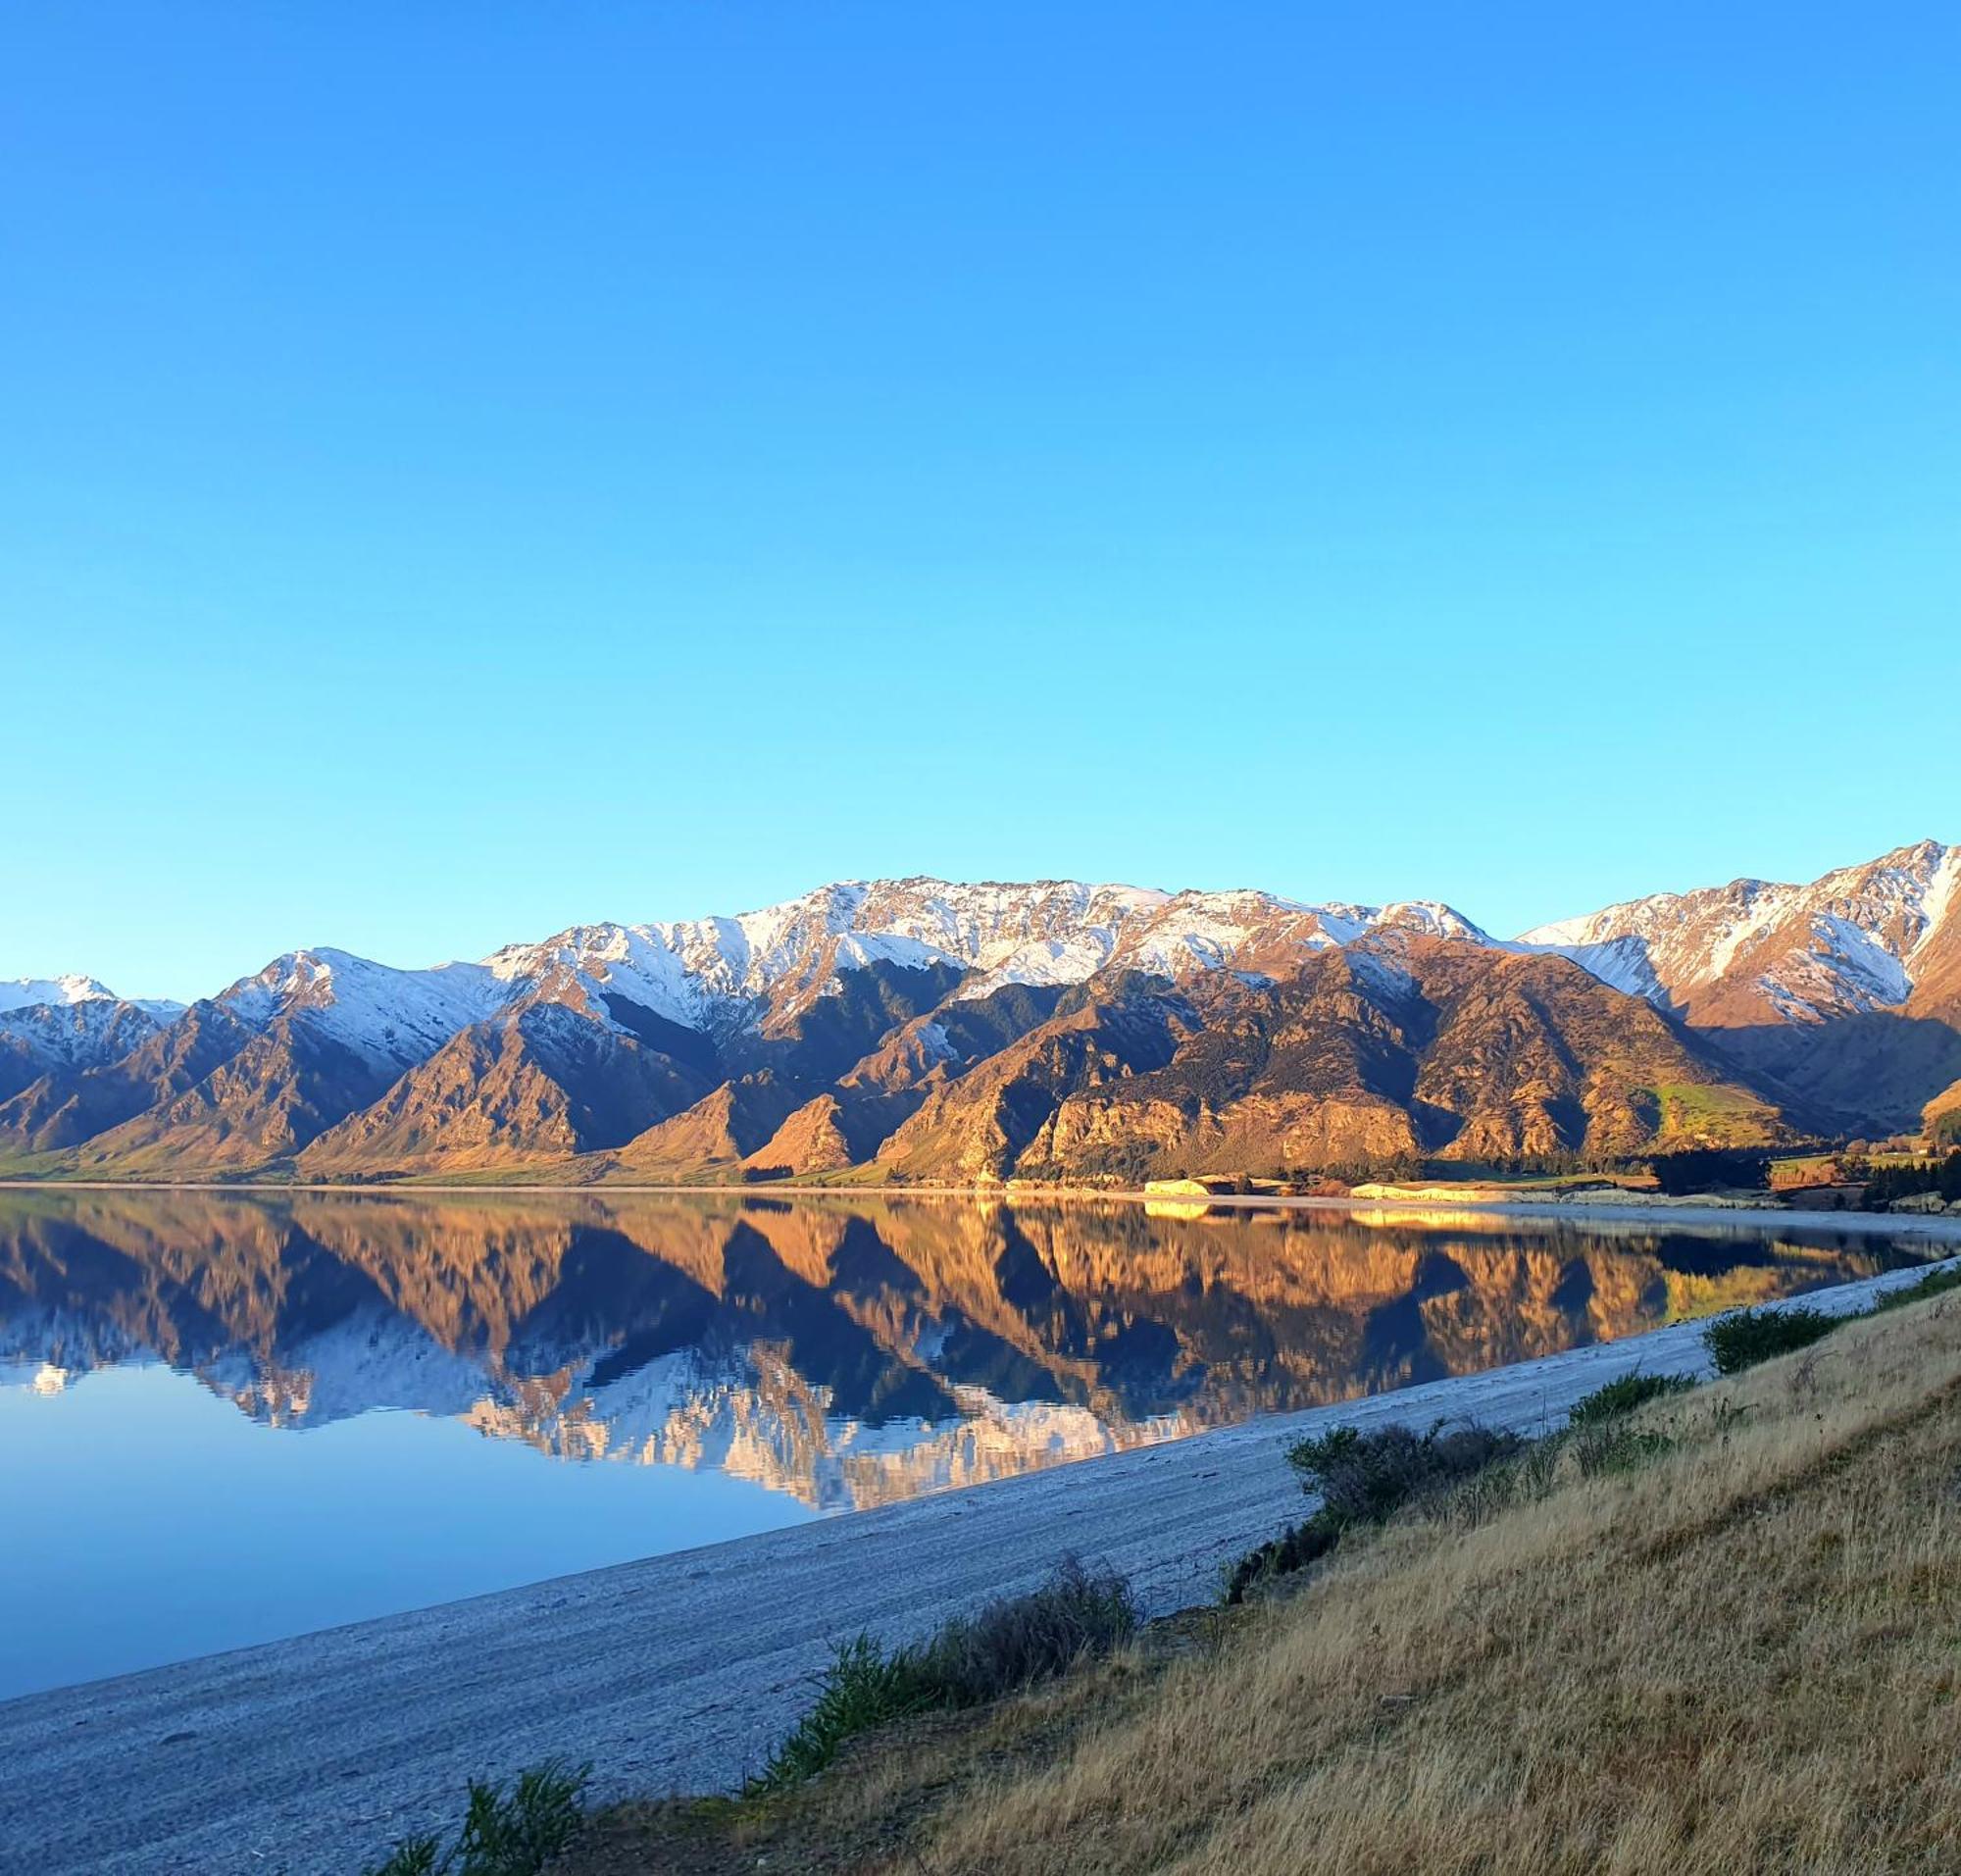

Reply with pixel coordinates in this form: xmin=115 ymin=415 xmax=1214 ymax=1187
xmin=922 ymin=1554 xmax=1139 ymax=1707
xmin=1868 ymin=1263 xmax=1961 ymax=1314
xmin=1286 ymin=1421 xmax=1527 ymax=1529
xmin=1222 ymin=1517 xmax=1341 ymax=1603
xmin=1569 ymin=1423 xmax=1676 ymax=1476
xmin=1703 ymin=1305 xmax=1838 ymax=1375
xmin=757 ymin=1557 xmax=1138 ymax=1791
xmin=1227 ymin=1421 xmax=1525 ymax=1603
xmin=754 ymin=1633 xmax=940 ymax=1791
xmin=1566 ymin=1370 xmax=1697 ymax=1427
xmin=363 ymin=1760 xmax=588 ymax=1876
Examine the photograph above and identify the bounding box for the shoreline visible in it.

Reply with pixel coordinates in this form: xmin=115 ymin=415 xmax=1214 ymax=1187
xmin=2 ymin=1249 xmax=1955 ymax=1876
xmin=6 ymin=1177 xmax=1961 ymax=1246
xmin=3 ymin=1169 xmax=1961 ymax=1232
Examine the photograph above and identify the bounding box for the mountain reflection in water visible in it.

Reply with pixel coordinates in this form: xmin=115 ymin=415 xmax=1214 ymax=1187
xmin=0 ymin=1189 xmax=1932 ymax=1513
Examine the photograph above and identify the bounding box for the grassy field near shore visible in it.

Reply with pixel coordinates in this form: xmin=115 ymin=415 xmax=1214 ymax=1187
xmin=566 ymin=1281 xmax=1961 ymax=1875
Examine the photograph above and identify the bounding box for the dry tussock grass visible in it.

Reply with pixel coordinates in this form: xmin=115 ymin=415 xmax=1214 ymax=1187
xmin=570 ymin=1293 xmax=1961 ymax=1875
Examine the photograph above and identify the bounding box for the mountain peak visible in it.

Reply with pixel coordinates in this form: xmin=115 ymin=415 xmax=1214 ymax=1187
xmin=0 ymin=974 xmax=118 ymax=1013
xmin=8 ymin=843 xmax=1959 ymax=1172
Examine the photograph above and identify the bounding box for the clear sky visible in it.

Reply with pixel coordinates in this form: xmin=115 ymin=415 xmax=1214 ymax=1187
xmin=6 ymin=3 xmax=1958 ymax=1001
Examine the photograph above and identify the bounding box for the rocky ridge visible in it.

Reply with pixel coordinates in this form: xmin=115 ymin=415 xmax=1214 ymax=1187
xmin=3 ymin=842 xmax=1954 ymax=1181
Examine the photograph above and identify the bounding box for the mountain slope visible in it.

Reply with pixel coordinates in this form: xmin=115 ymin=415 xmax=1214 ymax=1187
xmin=7 ymin=842 xmax=1955 ymax=1180
xmin=69 ymin=1018 xmax=405 ymax=1173
xmin=0 ymin=998 xmax=170 ymax=1104
xmin=1026 ymin=941 xmax=1781 ymax=1184
xmin=298 ymin=1000 xmax=712 ymax=1176
xmin=1926 ymin=1080 xmax=1961 ymax=1149
xmin=0 ymin=1000 xmax=254 ymax=1153
xmin=1525 ymin=840 xmax=1961 ymax=1129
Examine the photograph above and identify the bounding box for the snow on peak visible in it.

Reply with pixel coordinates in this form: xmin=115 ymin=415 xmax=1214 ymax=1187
xmin=0 ymin=992 xmax=171 ymax=1072
xmin=0 ymin=974 xmax=118 ymax=1013
xmin=218 ymin=946 xmax=511 ymax=1067
xmin=1518 ymin=839 xmax=1956 ymax=1019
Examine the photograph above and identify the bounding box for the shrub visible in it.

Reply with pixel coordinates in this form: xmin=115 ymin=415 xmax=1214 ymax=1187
xmin=755 ymin=1634 xmax=940 ymax=1791
xmin=1868 ymin=1263 xmax=1961 ymax=1314
xmin=757 ymin=1557 xmax=1137 ymax=1791
xmin=1566 ymin=1370 xmax=1697 ymax=1427
xmin=1287 ymin=1421 xmax=1527 ymax=1529
xmin=1222 ymin=1518 xmax=1340 ymax=1604
xmin=1703 ymin=1305 xmax=1838 ymax=1375
xmin=363 ymin=1760 xmax=588 ymax=1876
xmin=920 ymin=1554 xmax=1139 ymax=1707
xmin=1225 ymin=1422 xmax=1526 ymax=1603
xmin=1569 ymin=1423 xmax=1676 ymax=1476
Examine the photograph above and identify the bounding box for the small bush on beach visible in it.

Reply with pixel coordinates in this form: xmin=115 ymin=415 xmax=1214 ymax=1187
xmin=757 ymin=1557 xmax=1138 ymax=1791
xmin=1222 ymin=1517 xmax=1341 ymax=1603
xmin=756 ymin=1634 xmax=941 ymax=1791
xmin=1226 ymin=1422 xmax=1525 ymax=1601
xmin=1565 ymin=1370 xmax=1697 ymax=1427
xmin=1703 ymin=1305 xmax=1838 ymax=1375
xmin=363 ymin=1759 xmax=587 ymax=1876
xmin=1287 ymin=1421 xmax=1527 ymax=1528
xmin=923 ymin=1553 xmax=1140 ymax=1707
xmin=1869 ymin=1262 xmax=1961 ymax=1314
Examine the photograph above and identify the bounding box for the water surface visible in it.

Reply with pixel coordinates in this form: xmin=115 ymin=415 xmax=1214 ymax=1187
xmin=0 ymin=1188 xmax=1932 ymax=1699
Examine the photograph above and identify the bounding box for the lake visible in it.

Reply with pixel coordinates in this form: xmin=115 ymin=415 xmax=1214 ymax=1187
xmin=0 ymin=1187 xmax=1934 ymax=1699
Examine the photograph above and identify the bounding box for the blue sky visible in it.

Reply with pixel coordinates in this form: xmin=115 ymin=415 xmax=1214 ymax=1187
xmin=6 ymin=3 xmax=1958 ymax=1001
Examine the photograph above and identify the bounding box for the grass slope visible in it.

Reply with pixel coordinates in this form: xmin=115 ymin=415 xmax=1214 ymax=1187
xmin=572 ymin=1284 xmax=1961 ymax=1874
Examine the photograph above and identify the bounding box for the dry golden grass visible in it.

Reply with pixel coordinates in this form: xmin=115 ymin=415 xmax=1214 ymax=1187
xmin=571 ymin=1293 xmax=1961 ymax=1876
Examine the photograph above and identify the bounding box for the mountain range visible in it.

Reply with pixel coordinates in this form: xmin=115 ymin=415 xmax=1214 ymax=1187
xmin=4 ymin=839 xmax=1957 ymax=1184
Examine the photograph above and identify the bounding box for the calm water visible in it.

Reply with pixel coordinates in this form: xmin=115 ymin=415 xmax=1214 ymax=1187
xmin=0 ymin=1188 xmax=1933 ymax=1699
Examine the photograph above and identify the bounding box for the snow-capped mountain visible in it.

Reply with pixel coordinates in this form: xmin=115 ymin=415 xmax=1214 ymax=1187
xmin=217 ymin=947 xmax=512 ymax=1069
xmin=0 ymin=991 xmax=177 ymax=1105
xmin=483 ymin=879 xmax=1490 ymax=1035
xmin=4 ymin=842 xmax=1958 ymax=1171
xmin=1523 ymin=839 xmax=1961 ymax=1027
xmin=0 ymin=976 xmax=183 ymax=1024
xmin=1519 ymin=840 xmax=1961 ymax=1131
xmin=0 ymin=975 xmax=117 ymax=1013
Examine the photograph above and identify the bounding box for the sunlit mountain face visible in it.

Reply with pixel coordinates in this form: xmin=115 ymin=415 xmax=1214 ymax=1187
xmin=0 ymin=1189 xmax=1931 ymax=1512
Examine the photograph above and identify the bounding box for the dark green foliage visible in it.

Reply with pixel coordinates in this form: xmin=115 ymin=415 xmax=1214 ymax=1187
xmin=1566 ymin=1370 xmax=1697 ymax=1427
xmin=1862 ymin=1151 xmax=1961 ymax=1209
xmin=1703 ymin=1305 xmax=1838 ymax=1375
xmin=1868 ymin=1262 xmax=1961 ymax=1314
xmin=1286 ymin=1421 xmax=1528 ymax=1529
xmin=368 ymin=1843 xmax=441 ymax=1876
xmin=1222 ymin=1517 xmax=1340 ymax=1602
xmin=923 ymin=1554 xmax=1140 ymax=1706
xmin=1650 ymin=1148 xmax=1771 ymax=1195
xmin=756 ymin=1558 xmax=1138 ymax=1791
xmin=362 ymin=1760 xmax=588 ymax=1876
xmin=1226 ymin=1421 xmax=1525 ymax=1603
xmin=755 ymin=1634 xmax=940 ymax=1791
xmin=1569 ymin=1423 xmax=1676 ymax=1476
